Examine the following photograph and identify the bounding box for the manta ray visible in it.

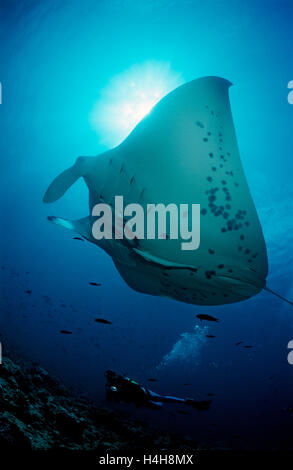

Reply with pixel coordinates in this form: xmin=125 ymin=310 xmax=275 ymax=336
xmin=43 ymin=76 xmax=291 ymax=307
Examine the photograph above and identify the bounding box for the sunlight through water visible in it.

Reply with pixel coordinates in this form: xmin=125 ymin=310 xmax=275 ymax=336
xmin=90 ymin=61 xmax=183 ymax=147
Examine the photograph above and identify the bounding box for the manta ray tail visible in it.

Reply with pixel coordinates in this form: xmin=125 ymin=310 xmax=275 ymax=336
xmin=43 ymin=156 xmax=90 ymax=203
xmin=264 ymin=286 xmax=293 ymax=306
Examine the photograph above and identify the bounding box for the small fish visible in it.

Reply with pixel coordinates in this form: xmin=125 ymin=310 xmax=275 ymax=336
xmin=25 ymin=290 xmax=32 ymax=295
xmin=244 ymin=345 xmax=253 ymax=349
xmin=196 ymin=314 xmax=218 ymax=322
xmin=89 ymin=282 xmax=102 ymax=287
xmin=60 ymin=330 xmax=72 ymax=335
xmin=147 ymin=378 xmax=158 ymax=382
xmin=235 ymin=341 xmax=243 ymax=346
xmin=94 ymin=318 xmax=112 ymax=325
xmin=206 ymin=334 xmax=216 ymax=338
xmin=73 ymin=237 xmax=84 ymax=241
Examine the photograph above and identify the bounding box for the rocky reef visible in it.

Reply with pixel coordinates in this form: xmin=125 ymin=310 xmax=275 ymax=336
xmin=0 ymin=355 xmax=197 ymax=453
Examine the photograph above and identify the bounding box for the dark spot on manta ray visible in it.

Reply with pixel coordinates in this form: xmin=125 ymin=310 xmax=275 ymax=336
xmin=94 ymin=318 xmax=112 ymax=325
xmin=89 ymin=282 xmax=101 ymax=286
xmin=196 ymin=121 xmax=204 ymax=128
xmin=203 ymin=137 xmax=208 ymax=142
xmin=147 ymin=378 xmax=158 ymax=382
xmin=228 ymin=269 xmax=233 ymax=273
xmin=211 ymin=166 xmax=217 ymax=171
xmin=25 ymin=290 xmax=32 ymax=295
xmin=207 ymin=176 xmax=213 ymax=182
xmin=73 ymin=237 xmax=84 ymax=241
xmin=208 ymin=248 xmax=215 ymax=254
xmin=244 ymin=345 xmax=253 ymax=349
xmin=218 ymin=264 xmax=224 ymax=269
xmin=245 ymin=249 xmax=250 ymax=255
xmin=209 ymin=152 xmax=214 ymax=158
xmin=205 ymin=270 xmax=216 ymax=279
xmin=130 ymin=176 xmax=135 ymax=184
xmin=206 ymin=334 xmax=216 ymax=338
xmin=60 ymin=330 xmax=72 ymax=335
xmin=240 ymin=235 xmax=245 ymax=240
xmin=201 ymin=208 xmax=207 ymax=215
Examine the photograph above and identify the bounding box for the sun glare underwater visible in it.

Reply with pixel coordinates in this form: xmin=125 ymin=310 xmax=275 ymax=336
xmin=90 ymin=61 xmax=183 ymax=147
xmin=1 ymin=0 xmax=293 ymax=452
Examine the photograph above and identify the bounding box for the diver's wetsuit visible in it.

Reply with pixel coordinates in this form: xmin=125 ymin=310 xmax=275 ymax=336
xmin=105 ymin=370 xmax=211 ymax=410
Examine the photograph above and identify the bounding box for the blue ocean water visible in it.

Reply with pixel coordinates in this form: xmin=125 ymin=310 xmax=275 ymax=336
xmin=1 ymin=0 xmax=293 ymax=449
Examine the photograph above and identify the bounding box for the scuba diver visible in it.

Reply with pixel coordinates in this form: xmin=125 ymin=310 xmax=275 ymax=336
xmin=105 ymin=370 xmax=211 ymax=411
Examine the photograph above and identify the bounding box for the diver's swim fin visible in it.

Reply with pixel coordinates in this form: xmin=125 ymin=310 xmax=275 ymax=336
xmin=43 ymin=156 xmax=90 ymax=203
xmin=264 ymin=286 xmax=293 ymax=306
